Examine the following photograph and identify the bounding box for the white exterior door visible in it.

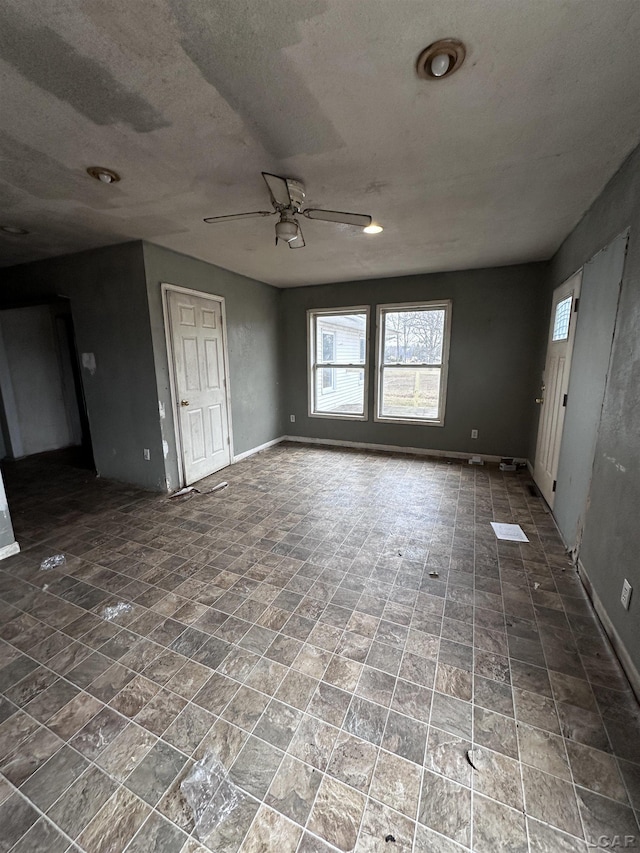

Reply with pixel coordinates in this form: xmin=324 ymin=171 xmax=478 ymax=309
xmin=168 ymin=290 xmax=231 ymax=485
xmin=533 ymin=271 xmax=582 ymax=507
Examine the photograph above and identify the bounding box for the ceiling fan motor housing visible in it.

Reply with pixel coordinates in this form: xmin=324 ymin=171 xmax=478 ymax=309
xmin=285 ymin=179 xmax=305 ymax=211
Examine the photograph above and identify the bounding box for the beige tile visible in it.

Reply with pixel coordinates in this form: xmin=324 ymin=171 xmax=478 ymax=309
xmin=370 ymin=751 xmax=421 ymax=817
xmin=307 ymin=775 xmax=366 ymax=852
xmin=239 ymin=804 xmax=302 ymax=853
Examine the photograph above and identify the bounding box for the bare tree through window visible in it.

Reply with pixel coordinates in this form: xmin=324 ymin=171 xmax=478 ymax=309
xmin=378 ymin=304 xmax=450 ymax=423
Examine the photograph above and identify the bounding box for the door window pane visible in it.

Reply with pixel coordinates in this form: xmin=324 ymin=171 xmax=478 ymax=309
xmin=552 ymin=296 xmax=572 ymax=341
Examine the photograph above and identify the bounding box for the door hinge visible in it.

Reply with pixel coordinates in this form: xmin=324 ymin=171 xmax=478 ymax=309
xmin=562 ymin=393 xmax=567 ymax=407
xmin=552 ymin=480 xmax=557 ymax=493
xmin=574 ymin=297 xmax=580 ymax=313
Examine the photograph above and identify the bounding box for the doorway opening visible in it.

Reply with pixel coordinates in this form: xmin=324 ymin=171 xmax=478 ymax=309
xmin=0 ymin=299 xmax=94 ymax=473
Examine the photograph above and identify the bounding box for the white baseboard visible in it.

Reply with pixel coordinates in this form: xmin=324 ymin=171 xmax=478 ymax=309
xmin=282 ymin=434 xmax=526 ymax=465
xmin=232 ymin=436 xmax=286 ymax=463
xmin=0 ymin=541 xmax=20 ymax=561
xmin=577 ymin=559 xmax=640 ymax=702
xmin=232 ymin=432 xmax=530 ymax=469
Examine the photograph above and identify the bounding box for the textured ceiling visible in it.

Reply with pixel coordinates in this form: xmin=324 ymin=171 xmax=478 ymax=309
xmin=1 ymin=0 xmax=640 ymax=286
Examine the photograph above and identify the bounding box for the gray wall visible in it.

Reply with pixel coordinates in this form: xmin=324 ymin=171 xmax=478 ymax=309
xmin=281 ymin=264 xmax=548 ymax=458
xmin=549 ymin=142 xmax=640 ymax=672
xmin=142 ymin=243 xmax=283 ymax=491
xmin=0 ymin=243 xmax=167 ymax=490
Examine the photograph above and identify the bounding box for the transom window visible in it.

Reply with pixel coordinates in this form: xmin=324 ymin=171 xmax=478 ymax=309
xmin=308 ymin=308 xmax=369 ymax=419
xmin=376 ymin=301 xmax=451 ymax=425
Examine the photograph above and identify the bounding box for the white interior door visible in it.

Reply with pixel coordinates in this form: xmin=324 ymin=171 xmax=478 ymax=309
xmin=533 ymin=271 xmax=582 ymax=506
xmin=168 ymin=290 xmax=231 ymax=485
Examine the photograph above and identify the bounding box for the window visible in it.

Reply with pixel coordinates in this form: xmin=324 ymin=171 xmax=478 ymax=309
xmin=376 ymin=301 xmax=451 ymax=425
xmin=309 ymin=308 xmax=369 ymax=419
xmin=552 ymin=295 xmax=572 ymax=341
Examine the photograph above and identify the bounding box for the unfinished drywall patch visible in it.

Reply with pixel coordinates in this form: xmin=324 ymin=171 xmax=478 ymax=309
xmin=168 ymin=0 xmax=342 ymax=158
xmin=549 ymin=140 xmax=640 ymax=679
xmin=553 ymin=230 xmax=628 ymax=550
xmin=603 ymin=453 xmax=627 ymax=474
xmin=81 ymin=352 xmax=96 ymax=375
xmin=0 ymin=4 xmax=169 ymax=132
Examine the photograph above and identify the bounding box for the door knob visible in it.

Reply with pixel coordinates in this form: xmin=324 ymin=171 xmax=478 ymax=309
xmin=180 ymin=400 xmax=189 ymax=407
xmin=535 ymin=397 xmax=544 ymax=404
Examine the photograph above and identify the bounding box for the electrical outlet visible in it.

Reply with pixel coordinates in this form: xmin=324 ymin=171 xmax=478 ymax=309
xmin=621 ymin=579 xmax=632 ymax=610
xmin=290 ymin=414 xmax=296 ymax=423
xmin=143 ymin=449 xmax=151 ymax=461
xmin=471 ymin=429 xmax=478 ymax=439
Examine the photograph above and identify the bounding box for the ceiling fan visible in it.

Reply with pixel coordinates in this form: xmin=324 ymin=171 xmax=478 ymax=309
xmin=203 ymin=172 xmax=374 ymax=249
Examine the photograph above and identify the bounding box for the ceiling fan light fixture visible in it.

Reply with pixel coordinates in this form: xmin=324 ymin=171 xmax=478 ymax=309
xmin=363 ymin=224 xmax=383 ymax=234
xmin=87 ymin=166 xmax=121 ymax=184
xmin=416 ymin=39 xmax=466 ymax=80
xmin=275 ymin=218 xmax=299 ymax=243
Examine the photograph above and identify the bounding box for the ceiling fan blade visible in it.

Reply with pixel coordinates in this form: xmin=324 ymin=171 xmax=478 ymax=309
xmin=302 ymin=209 xmax=372 ymax=228
xmin=288 ymin=226 xmax=305 ymax=249
xmin=262 ymin=172 xmax=292 ymax=208
xmin=203 ymin=210 xmax=274 ymax=224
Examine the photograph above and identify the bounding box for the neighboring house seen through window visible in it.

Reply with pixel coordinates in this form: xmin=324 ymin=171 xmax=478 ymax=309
xmin=321 ymin=331 xmax=336 ymax=391
xmin=308 ymin=308 xmax=369 ymax=419
xmin=308 ymin=301 xmax=451 ymax=425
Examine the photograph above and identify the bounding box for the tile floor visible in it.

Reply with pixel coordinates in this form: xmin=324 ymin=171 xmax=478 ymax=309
xmin=0 ymin=443 xmax=639 ymax=852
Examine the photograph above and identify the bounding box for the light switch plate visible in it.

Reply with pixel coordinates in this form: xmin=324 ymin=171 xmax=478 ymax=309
xmin=621 ymin=579 xmax=632 ymax=610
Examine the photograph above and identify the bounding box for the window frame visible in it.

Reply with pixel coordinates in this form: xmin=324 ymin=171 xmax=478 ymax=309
xmin=374 ymin=300 xmax=452 ymax=427
xmin=307 ymin=306 xmax=370 ymax=421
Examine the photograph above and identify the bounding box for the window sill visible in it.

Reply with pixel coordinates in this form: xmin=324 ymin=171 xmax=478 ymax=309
xmin=308 ymin=412 xmax=368 ymax=422
xmin=374 ymin=415 xmax=444 ymax=427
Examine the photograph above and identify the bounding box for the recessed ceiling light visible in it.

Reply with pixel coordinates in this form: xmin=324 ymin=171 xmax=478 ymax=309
xmin=363 ymin=224 xmax=383 ymax=234
xmin=0 ymin=225 xmax=29 ymax=235
xmin=416 ymin=39 xmax=466 ymax=80
xmin=86 ymin=166 xmax=121 ymax=184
